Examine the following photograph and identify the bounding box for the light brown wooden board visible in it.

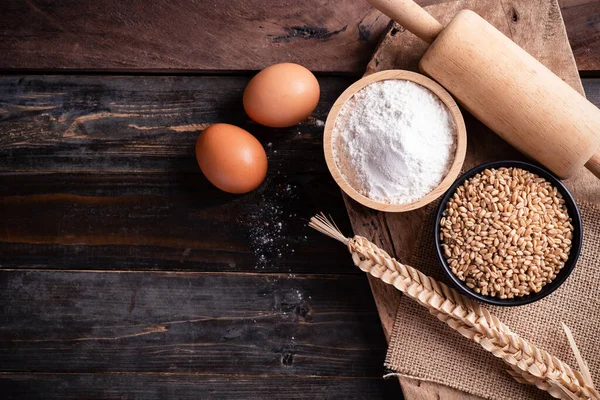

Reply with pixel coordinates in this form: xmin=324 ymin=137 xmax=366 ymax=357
xmin=342 ymin=0 xmax=599 ymax=399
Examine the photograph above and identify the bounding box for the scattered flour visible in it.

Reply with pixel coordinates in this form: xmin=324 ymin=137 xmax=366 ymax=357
xmin=332 ymin=79 xmax=456 ymax=205
xmin=241 ymin=182 xmax=300 ymax=269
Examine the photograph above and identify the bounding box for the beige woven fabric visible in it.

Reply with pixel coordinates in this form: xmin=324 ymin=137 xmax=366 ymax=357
xmin=385 ymin=200 xmax=600 ymax=400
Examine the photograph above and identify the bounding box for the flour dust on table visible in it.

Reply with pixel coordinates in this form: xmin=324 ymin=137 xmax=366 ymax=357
xmin=332 ymin=80 xmax=456 ymax=205
xmin=240 ymin=181 xmax=302 ymax=269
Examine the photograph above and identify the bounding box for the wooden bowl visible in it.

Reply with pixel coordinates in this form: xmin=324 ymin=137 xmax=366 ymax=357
xmin=323 ymin=70 xmax=467 ymax=212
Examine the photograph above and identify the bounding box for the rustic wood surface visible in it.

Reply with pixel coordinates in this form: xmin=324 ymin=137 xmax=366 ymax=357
xmin=0 ymin=75 xmax=401 ymax=398
xmin=560 ymin=0 xmax=600 ymax=71
xmin=0 ymin=270 xmax=387 ymax=376
xmin=1 ymin=1 xmax=599 ymax=399
xmin=0 ymin=76 xmax=358 ymax=274
xmin=0 ymin=0 xmax=598 ymax=73
xmin=0 ymin=373 xmax=398 ymax=399
xmin=350 ymin=0 xmax=600 ymax=399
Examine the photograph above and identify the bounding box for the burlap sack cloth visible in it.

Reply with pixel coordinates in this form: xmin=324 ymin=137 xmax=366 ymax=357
xmin=385 ymin=200 xmax=600 ymax=400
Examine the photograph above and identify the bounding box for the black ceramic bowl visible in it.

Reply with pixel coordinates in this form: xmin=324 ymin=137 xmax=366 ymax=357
xmin=434 ymin=160 xmax=582 ymax=306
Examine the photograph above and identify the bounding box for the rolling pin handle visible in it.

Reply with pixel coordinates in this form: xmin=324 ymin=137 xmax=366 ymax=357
xmin=367 ymin=0 xmax=443 ymax=43
xmin=585 ymin=150 xmax=600 ymax=179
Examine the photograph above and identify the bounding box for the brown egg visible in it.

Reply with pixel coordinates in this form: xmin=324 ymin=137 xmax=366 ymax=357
xmin=243 ymin=63 xmax=320 ymax=128
xmin=195 ymin=124 xmax=267 ymax=194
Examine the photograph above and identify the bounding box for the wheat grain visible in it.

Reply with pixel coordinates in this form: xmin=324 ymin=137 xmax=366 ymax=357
xmin=308 ymin=214 xmax=598 ymax=400
xmin=440 ymin=167 xmax=574 ymax=298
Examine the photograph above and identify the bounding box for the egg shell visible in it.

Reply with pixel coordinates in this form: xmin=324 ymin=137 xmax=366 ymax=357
xmin=243 ymin=63 xmax=320 ymax=128
xmin=195 ymin=123 xmax=267 ymax=194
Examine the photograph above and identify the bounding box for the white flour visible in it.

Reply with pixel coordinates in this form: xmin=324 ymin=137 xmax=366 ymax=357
xmin=332 ymin=79 xmax=456 ymax=205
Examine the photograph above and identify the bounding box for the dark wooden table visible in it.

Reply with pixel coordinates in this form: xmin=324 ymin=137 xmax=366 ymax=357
xmin=0 ymin=1 xmax=598 ymax=398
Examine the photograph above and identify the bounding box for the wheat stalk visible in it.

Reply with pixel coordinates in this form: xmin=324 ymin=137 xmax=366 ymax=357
xmin=309 ymin=213 xmax=599 ymax=400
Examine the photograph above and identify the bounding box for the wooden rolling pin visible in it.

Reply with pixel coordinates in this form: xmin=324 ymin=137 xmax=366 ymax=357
xmin=368 ymin=0 xmax=600 ymax=180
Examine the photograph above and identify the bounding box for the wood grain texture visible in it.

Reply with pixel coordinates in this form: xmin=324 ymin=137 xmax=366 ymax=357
xmin=367 ymin=0 xmax=444 ymax=43
xmin=0 ymin=73 xmax=402 ymax=397
xmin=0 ymin=75 xmax=357 ymax=274
xmin=0 ymin=0 xmax=598 ymax=72
xmin=0 ymin=2 xmax=597 ymax=398
xmin=0 ymin=270 xmax=385 ymax=376
xmin=0 ymin=173 xmax=352 ymax=273
xmin=0 ymin=0 xmax=389 ymax=73
xmin=560 ymin=0 xmax=600 ymax=71
xmin=0 ymin=75 xmax=352 ymax=174
xmin=0 ymin=373 xmax=401 ymax=399
xmin=0 ymin=270 xmax=398 ymax=399
xmin=351 ymin=1 xmax=600 ymax=399
xmin=585 ymin=149 xmax=600 ymax=178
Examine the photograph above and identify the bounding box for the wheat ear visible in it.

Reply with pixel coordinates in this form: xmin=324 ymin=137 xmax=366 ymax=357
xmin=309 ymin=214 xmax=598 ymax=400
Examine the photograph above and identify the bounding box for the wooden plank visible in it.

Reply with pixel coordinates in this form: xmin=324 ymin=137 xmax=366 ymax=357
xmin=0 ymin=75 xmax=356 ymax=274
xmin=1 ymin=0 xmax=598 ymax=73
xmin=0 ymin=270 xmax=390 ymax=379
xmin=348 ymin=1 xmax=598 ymax=399
xmin=584 ymin=78 xmax=600 ymax=99
xmin=0 ymin=75 xmax=353 ymax=174
xmin=0 ymin=173 xmax=353 ymax=273
xmin=560 ymin=0 xmax=600 ymax=71
xmin=0 ymin=372 xmax=401 ymax=399
xmin=0 ymin=70 xmax=405 ymax=397
xmin=0 ymin=0 xmax=389 ymax=74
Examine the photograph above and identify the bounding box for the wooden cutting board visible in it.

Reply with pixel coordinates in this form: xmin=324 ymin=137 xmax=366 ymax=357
xmin=342 ymin=0 xmax=599 ymax=399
